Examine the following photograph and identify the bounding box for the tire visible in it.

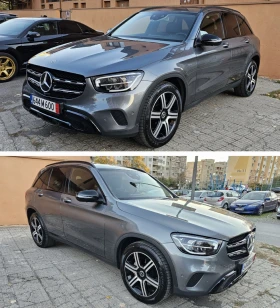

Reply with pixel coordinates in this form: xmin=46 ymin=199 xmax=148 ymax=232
xmin=0 ymin=52 xmax=18 ymax=82
xmin=134 ymin=82 xmax=182 ymax=148
xmin=29 ymin=212 xmax=55 ymax=248
xmin=257 ymin=206 xmax=264 ymax=216
xmin=234 ymin=60 xmax=258 ymax=97
xmin=223 ymin=203 xmax=229 ymax=210
xmin=120 ymin=241 xmax=172 ymax=304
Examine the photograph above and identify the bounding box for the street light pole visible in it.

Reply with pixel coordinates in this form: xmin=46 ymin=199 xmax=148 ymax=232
xmin=191 ymin=156 xmax=198 ymax=201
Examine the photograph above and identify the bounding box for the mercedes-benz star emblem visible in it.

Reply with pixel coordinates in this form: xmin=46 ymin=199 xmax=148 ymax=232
xmin=247 ymin=233 xmax=255 ymax=253
xmin=40 ymin=71 xmax=53 ymax=93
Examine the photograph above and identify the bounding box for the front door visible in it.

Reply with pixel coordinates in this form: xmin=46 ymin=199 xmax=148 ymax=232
xmin=195 ymin=12 xmax=231 ymax=101
xmin=60 ymin=166 xmax=106 ymax=256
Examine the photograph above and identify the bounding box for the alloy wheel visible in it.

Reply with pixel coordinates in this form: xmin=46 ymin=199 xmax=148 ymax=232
xmin=0 ymin=56 xmax=16 ymax=81
xmin=246 ymin=63 xmax=257 ymax=93
xmin=150 ymin=91 xmax=179 ymax=140
xmin=124 ymin=251 xmax=159 ymax=297
xmin=30 ymin=217 xmax=43 ymax=245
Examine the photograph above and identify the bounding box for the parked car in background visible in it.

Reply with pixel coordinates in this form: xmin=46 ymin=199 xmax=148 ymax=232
xmin=25 ymin=161 xmax=256 ymax=304
xmin=172 ymin=189 xmax=190 ymax=198
xmin=271 ymin=187 xmax=280 ymax=193
xmin=0 ymin=18 xmax=103 ymax=82
xmin=0 ymin=13 xmax=17 ymax=24
xmin=204 ymin=190 xmax=240 ymax=209
xmin=184 ymin=190 xmax=212 ymax=202
xmin=277 ymin=205 xmax=280 ymax=219
xmin=230 ymin=191 xmax=278 ymax=215
xmin=22 ymin=6 xmax=260 ymax=148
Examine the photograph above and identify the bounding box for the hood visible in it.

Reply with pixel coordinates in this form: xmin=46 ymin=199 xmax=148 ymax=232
xmin=0 ymin=35 xmax=14 ymax=44
xmin=117 ymin=198 xmax=255 ymax=241
xmin=232 ymin=199 xmax=263 ymax=206
xmin=29 ymin=35 xmax=177 ymax=77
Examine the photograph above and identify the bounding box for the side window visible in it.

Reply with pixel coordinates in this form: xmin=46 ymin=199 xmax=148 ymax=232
xmin=68 ymin=168 xmax=99 ymax=196
xmin=58 ymin=21 xmax=82 ymax=34
xmin=78 ymin=23 xmax=95 ymax=33
xmin=222 ymin=13 xmax=240 ymax=39
xmin=48 ymin=167 xmax=67 ymax=192
xmin=30 ymin=22 xmax=58 ymax=36
xmin=232 ymin=191 xmax=239 ymax=197
xmin=33 ymin=169 xmax=51 ymax=189
xmin=200 ymin=12 xmax=225 ymax=39
xmin=236 ymin=15 xmax=252 ymax=36
xmin=226 ymin=192 xmax=233 ymax=197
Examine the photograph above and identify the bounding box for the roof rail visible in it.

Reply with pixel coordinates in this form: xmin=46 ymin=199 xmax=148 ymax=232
xmin=46 ymin=160 xmax=94 ymax=167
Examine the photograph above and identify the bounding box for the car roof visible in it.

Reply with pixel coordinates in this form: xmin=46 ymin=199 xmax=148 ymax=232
xmin=8 ymin=17 xmax=64 ymax=22
xmin=141 ymin=6 xmax=240 ymax=14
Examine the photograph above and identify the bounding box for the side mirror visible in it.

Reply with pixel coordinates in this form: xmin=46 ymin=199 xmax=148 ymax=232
xmin=199 ymin=34 xmax=222 ymax=46
xmin=264 ymin=197 xmax=271 ymax=201
xmin=76 ymin=190 xmax=101 ymax=202
xmin=27 ymin=31 xmax=41 ymax=40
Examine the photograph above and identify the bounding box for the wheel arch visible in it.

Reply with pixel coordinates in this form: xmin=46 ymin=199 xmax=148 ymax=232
xmin=0 ymin=47 xmax=22 ymax=68
xmin=252 ymin=54 xmax=260 ymax=69
xmin=115 ymin=232 xmax=178 ymax=288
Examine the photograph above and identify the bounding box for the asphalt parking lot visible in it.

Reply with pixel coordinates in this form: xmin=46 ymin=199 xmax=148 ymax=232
xmin=0 ymin=226 xmax=279 ymax=308
xmin=0 ymin=75 xmax=280 ymax=151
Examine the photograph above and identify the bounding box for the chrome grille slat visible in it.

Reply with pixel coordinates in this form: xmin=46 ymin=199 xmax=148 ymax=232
xmin=226 ymin=231 xmax=255 ymax=261
xmin=227 ymin=238 xmax=247 ymax=249
xmin=26 ymin=64 xmax=86 ymax=99
xmin=228 ymin=249 xmax=247 ymax=257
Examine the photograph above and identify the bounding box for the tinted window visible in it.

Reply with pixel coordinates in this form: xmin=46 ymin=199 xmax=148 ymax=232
xmin=99 ymin=168 xmax=173 ymax=200
xmin=111 ymin=10 xmax=197 ymax=42
xmin=33 ymin=169 xmax=51 ymax=189
xmin=200 ymin=12 xmax=224 ymax=39
xmin=78 ymin=23 xmax=95 ymax=33
xmin=0 ymin=18 xmax=35 ymax=36
xmin=59 ymin=21 xmax=82 ymax=34
xmin=68 ymin=168 xmax=99 ymax=196
xmin=236 ymin=16 xmax=252 ymax=36
xmin=222 ymin=13 xmax=240 ymax=38
xmin=48 ymin=167 xmax=67 ymax=192
xmin=31 ymin=22 xmax=58 ymax=36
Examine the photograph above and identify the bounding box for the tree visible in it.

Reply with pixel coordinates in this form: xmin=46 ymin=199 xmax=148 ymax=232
xmin=157 ymin=177 xmax=177 ymax=188
xmin=93 ymin=156 xmax=117 ymax=165
xmin=130 ymin=156 xmax=149 ymax=173
xmin=123 ymin=159 xmax=131 ymax=168
xmin=178 ymin=172 xmax=187 ymax=188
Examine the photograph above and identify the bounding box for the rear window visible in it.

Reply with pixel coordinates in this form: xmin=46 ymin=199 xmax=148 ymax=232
xmin=236 ymin=15 xmax=252 ymax=36
xmin=208 ymin=191 xmax=224 ymax=197
xmin=33 ymin=169 xmax=51 ymax=189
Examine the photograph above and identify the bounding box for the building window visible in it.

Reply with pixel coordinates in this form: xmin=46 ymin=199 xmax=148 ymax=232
xmin=49 ymin=4 xmax=53 ymax=9
xmin=73 ymin=2 xmax=78 ymax=8
xmin=104 ymin=0 xmax=110 ymax=7
xmin=81 ymin=2 xmax=86 ymax=8
xmin=41 ymin=4 xmax=45 ymax=8
xmin=116 ymin=0 xmax=129 ymax=7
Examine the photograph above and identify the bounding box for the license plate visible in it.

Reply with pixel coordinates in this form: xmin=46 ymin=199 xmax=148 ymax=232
xmin=242 ymin=253 xmax=255 ymax=273
xmin=30 ymin=95 xmax=60 ymax=114
xmin=235 ymin=207 xmax=244 ymax=211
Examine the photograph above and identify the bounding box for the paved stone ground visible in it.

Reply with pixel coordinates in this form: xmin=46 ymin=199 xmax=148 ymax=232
xmin=1 ymin=75 xmax=280 ymax=151
xmin=0 ymin=226 xmax=279 ymax=308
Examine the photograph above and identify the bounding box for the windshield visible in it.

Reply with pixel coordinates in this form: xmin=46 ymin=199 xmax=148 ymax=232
xmin=99 ymin=168 xmax=173 ymax=200
xmin=0 ymin=19 xmax=34 ymax=36
xmin=111 ymin=10 xmax=197 ymax=42
xmin=241 ymin=192 xmax=265 ymax=200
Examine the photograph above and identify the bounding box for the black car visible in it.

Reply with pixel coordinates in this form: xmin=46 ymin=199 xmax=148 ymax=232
xmin=0 ymin=18 xmax=103 ymax=82
xmin=0 ymin=13 xmax=17 ymax=24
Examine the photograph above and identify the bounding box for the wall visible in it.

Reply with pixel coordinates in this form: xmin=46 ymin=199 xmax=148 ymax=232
xmin=0 ymin=156 xmax=90 ymax=226
xmin=1 ymin=9 xmax=60 ymax=18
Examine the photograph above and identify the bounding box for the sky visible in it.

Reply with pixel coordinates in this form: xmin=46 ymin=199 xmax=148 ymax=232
xmin=187 ymin=154 xmax=229 ymax=162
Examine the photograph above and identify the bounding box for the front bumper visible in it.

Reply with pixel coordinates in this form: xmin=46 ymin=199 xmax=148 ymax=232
xmin=22 ymin=78 xmax=152 ymax=137
xmin=163 ymin=241 xmax=255 ymax=297
xmin=230 ymin=206 xmax=259 ymax=215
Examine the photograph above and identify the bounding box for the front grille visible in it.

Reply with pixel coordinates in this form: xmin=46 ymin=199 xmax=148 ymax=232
xmin=227 ymin=230 xmax=255 ymax=260
xmin=27 ymin=64 xmax=86 ymax=99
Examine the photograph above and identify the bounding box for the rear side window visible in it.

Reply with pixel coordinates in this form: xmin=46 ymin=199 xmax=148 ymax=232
xmin=33 ymin=169 xmax=51 ymax=189
xmin=58 ymin=21 xmax=82 ymax=34
xmin=226 ymin=192 xmax=233 ymax=197
xmin=222 ymin=13 xmax=240 ymax=38
xmin=30 ymin=22 xmax=58 ymax=36
xmin=48 ymin=167 xmax=68 ymax=192
xmin=236 ymin=15 xmax=252 ymax=36
xmin=68 ymin=167 xmax=99 ymax=196
xmin=200 ymin=12 xmax=225 ymax=39
xmin=209 ymin=191 xmax=224 ymax=197
xmin=78 ymin=23 xmax=95 ymax=33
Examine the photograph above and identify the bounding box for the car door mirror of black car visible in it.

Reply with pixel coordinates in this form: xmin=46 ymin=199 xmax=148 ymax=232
xmin=76 ymin=190 xmax=102 ymax=203
xmin=199 ymin=34 xmax=222 ymax=47
xmin=264 ymin=197 xmax=271 ymax=201
xmin=27 ymin=31 xmax=41 ymax=40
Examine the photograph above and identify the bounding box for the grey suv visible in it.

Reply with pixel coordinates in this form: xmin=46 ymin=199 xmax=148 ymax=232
xmin=26 ymin=161 xmax=256 ymax=304
xmin=22 ymin=6 xmax=260 ymax=148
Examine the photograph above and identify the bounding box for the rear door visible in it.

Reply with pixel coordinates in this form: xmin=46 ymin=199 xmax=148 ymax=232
xmin=20 ymin=21 xmax=60 ymax=64
xmin=222 ymin=12 xmax=252 ymax=84
xmin=32 ymin=167 xmax=67 ymax=237
xmin=195 ymin=11 xmax=231 ymax=101
xmin=264 ymin=192 xmax=273 ymax=212
xmin=60 ymin=166 xmax=106 ymax=256
xmin=270 ymin=192 xmax=278 ymax=210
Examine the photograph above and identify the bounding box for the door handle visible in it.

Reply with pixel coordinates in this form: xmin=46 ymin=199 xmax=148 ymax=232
xmin=63 ymin=197 xmax=72 ymax=204
xmin=244 ymin=38 xmax=250 ymax=44
xmin=38 ymin=192 xmax=43 ymax=197
xmin=223 ymin=43 xmax=229 ymax=48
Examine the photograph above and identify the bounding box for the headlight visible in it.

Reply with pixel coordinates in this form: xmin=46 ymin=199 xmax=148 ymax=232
xmin=171 ymin=234 xmax=222 ymax=256
xmin=92 ymin=72 xmax=143 ymax=93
